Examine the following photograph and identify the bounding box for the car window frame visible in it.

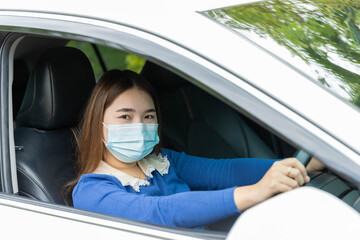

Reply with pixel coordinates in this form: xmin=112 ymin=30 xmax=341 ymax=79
xmin=0 ymin=32 xmax=24 ymax=194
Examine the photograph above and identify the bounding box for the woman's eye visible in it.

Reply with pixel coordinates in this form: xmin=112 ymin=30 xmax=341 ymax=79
xmin=120 ymin=115 xmax=130 ymax=120
xmin=145 ymin=115 xmax=154 ymax=119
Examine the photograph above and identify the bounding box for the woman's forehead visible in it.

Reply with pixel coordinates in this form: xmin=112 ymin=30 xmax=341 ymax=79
xmin=108 ymin=88 xmax=155 ymax=110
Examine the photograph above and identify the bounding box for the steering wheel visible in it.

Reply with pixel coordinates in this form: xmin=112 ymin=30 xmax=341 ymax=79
xmin=294 ymin=149 xmax=312 ymax=167
xmin=294 ymin=149 xmax=325 ymax=187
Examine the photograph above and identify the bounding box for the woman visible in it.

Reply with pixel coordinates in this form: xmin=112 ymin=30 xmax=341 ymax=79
xmin=69 ymin=69 xmax=318 ymax=228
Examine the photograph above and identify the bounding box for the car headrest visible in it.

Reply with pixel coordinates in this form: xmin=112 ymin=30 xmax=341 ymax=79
xmin=141 ymin=61 xmax=188 ymax=89
xmin=16 ymin=47 xmax=96 ymax=129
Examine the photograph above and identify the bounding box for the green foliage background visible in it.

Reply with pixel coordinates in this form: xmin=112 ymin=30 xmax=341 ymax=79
xmin=205 ymin=0 xmax=360 ymax=107
xmin=67 ymin=41 xmax=145 ymax=80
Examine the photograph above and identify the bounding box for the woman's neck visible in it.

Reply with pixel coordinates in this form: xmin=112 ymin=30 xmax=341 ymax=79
xmin=104 ymin=150 xmax=146 ymax=179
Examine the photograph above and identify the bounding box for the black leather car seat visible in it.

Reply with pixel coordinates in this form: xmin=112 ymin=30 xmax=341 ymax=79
xmin=12 ymin=59 xmax=30 ymax=120
xmin=141 ymin=62 xmax=277 ymax=159
xmin=14 ymin=47 xmax=95 ymax=204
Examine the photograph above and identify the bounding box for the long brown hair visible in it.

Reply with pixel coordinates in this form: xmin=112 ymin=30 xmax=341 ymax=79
xmin=63 ymin=69 xmax=161 ymax=205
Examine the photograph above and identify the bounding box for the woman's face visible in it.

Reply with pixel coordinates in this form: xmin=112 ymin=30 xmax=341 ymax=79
xmin=102 ymin=87 xmax=157 ymax=142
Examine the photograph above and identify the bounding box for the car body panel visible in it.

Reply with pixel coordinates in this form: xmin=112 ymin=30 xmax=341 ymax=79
xmin=0 ymin=194 xmax=208 ymax=240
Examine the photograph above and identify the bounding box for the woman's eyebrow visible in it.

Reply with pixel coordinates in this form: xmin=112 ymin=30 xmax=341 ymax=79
xmin=144 ymin=108 xmax=156 ymax=113
xmin=116 ymin=108 xmax=135 ymax=112
xmin=115 ymin=108 xmax=155 ymax=113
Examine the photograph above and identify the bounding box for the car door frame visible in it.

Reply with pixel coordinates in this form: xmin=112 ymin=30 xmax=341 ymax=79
xmin=0 ymin=32 xmax=24 ymax=194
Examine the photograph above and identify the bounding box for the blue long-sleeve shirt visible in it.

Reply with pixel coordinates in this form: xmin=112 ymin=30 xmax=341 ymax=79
xmin=72 ymin=149 xmax=276 ymax=228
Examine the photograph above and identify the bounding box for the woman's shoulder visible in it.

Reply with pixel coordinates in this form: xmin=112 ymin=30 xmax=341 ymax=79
xmin=72 ymin=173 xmax=124 ymax=203
xmin=76 ymin=173 xmax=122 ymax=188
xmin=72 ymin=173 xmax=128 ymax=210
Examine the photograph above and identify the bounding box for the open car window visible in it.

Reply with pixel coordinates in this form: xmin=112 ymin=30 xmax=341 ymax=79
xmin=9 ymin=35 xmax=296 ymax=233
xmin=8 ymin=33 xmax=359 ymax=233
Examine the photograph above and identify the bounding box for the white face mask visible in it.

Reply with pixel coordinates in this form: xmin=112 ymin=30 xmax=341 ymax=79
xmin=103 ymin=123 xmax=160 ymax=163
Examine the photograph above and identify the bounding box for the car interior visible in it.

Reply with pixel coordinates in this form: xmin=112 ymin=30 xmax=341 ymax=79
xmin=9 ymin=34 xmax=360 ymax=232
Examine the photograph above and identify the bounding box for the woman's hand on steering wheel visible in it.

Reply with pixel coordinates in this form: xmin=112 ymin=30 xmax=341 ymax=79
xmin=293 ymin=149 xmax=325 ymax=172
xmin=253 ymin=158 xmax=310 ymax=201
xmin=233 ymin=158 xmax=310 ymax=211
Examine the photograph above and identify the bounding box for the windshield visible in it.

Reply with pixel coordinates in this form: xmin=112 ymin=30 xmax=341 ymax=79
xmin=202 ymin=0 xmax=360 ymax=109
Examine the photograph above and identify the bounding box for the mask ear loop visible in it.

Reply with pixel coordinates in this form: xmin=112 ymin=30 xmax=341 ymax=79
xmin=102 ymin=122 xmax=109 ymax=145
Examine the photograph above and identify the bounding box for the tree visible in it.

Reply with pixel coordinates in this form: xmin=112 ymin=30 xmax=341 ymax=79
xmin=205 ymin=0 xmax=360 ymax=107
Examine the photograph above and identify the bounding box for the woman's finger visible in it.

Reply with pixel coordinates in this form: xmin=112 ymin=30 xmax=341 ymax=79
xmin=282 ymin=158 xmax=308 ymax=181
xmin=278 ymin=172 xmax=299 ymax=189
xmin=285 ymin=165 xmax=305 ymax=186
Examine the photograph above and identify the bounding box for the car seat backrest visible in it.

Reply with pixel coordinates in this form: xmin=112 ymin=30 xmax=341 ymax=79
xmin=16 ymin=47 xmax=95 ymax=129
xmin=184 ymin=86 xmax=277 ymax=159
xmin=141 ymin=62 xmax=192 ymax=152
xmin=12 ymin=59 xmax=30 ymax=120
xmin=141 ymin=61 xmax=277 ymax=159
xmin=14 ymin=47 xmax=95 ymax=204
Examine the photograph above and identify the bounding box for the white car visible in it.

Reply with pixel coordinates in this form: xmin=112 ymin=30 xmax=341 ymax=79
xmin=0 ymin=0 xmax=359 ymax=239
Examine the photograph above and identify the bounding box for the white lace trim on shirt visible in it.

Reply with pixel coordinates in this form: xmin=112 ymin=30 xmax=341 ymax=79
xmin=93 ymin=153 xmax=170 ymax=192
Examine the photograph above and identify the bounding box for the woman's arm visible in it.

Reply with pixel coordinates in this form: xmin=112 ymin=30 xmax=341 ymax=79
xmin=162 ymin=148 xmax=277 ymax=190
xmin=162 ymin=149 xmax=311 ymax=211
xmin=72 ymin=175 xmax=240 ymax=228
xmin=73 ymin=156 xmax=310 ymax=228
